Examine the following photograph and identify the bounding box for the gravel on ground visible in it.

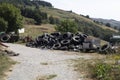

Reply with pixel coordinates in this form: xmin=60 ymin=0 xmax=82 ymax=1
xmin=5 ymin=43 xmax=94 ymax=80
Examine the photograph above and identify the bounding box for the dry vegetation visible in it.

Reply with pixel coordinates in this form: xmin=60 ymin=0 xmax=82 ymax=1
xmin=73 ymin=52 xmax=120 ymax=80
xmin=36 ymin=74 xmax=57 ymax=80
xmin=0 ymin=51 xmax=15 ymax=80
xmin=20 ymin=24 xmax=56 ymax=38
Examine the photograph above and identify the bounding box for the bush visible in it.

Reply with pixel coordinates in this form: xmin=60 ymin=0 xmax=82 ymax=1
xmin=91 ymin=63 xmax=120 ymax=80
xmin=0 ymin=17 xmax=8 ymax=32
xmin=21 ymin=8 xmax=48 ymax=25
xmin=94 ymin=63 xmax=111 ymax=80
xmin=0 ymin=3 xmax=23 ymax=33
xmin=56 ymin=20 xmax=78 ymax=33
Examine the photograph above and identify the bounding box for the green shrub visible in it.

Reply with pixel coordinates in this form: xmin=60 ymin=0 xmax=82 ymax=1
xmin=91 ymin=63 xmax=120 ymax=80
xmin=0 ymin=3 xmax=23 ymax=33
xmin=56 ymin=19 xmax=78 ymax=33
xmin=0 ymin=17 xmax=8 ymax=32
xmin=94 ymin=63 xmax=111 ymax=80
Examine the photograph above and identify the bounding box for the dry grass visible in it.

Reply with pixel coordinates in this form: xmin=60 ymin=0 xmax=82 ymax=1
xmin=0 ymin=53 xmax=15 ymax=80
xmin=20 ymin=24 xmax=56 ymax=38
xmin=36 ymin=74 xmax=57 ymax=80
xmin=40 ymin=62 xmax=48 ymax=65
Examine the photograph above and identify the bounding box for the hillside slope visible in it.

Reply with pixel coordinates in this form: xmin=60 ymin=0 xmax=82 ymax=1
xmin=40 ymin=7 xmax=119 ymax=41
xmin=0 ymin=0 xmax=119 ymax=41
xmin=92 ymin=18 xmax=120 ymax=29
xmin=41 ymin=7 xmax=118 ymax=32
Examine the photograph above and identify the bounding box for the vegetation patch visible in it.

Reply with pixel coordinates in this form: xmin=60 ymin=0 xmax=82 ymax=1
xmin=20 ymin=24 xmax=55 ymax=38
xmin=36 ymin=74 xmax=57 ymax=80
xmin=40 ymin=62 xmax=48 ymax=65
xmin=0 ymin=53 xmax=15 ymax=80
xmin=74 ymin=54 xmax=120 ymax=80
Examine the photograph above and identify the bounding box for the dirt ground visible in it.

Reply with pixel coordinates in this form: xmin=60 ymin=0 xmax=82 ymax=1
xmin=5 ymin=43 xmax=105 ymax=80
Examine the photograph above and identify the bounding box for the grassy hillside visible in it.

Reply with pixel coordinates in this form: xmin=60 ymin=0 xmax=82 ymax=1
xmin=39 ymin=7 xmax=119 ymax=41
xmin=0 ymin=0 xmax=119 ymax=41
xmin=92 ymin=18 xmax=120 ymax=29
xmin=21 ymin=6 xmax=118 ymax=41
xmin=21 ymin=24 xmax=55 ymax=38
xmin=40 ymin=7 xmax=118 ymax=32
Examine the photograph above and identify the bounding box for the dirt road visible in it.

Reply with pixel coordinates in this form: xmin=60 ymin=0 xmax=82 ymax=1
xmin=5 ymin=43 xmax=93 ymax=80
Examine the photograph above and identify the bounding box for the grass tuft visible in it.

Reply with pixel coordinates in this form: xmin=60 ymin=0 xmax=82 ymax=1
xmin=36 ymin=74 xmax=57 ymax=80
xmin=0 ymin=53 xmax=16 ymax=80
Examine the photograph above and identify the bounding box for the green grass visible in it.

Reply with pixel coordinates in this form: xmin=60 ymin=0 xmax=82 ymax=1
xmin=73 ymin=53 xmax=120 ymax=80
xmin=0 ymin=53 xmax=15 ymax=80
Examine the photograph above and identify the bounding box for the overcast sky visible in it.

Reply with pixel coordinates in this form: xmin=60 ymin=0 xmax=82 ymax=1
xmin=44 ymin=0 xmax=120 ymax=21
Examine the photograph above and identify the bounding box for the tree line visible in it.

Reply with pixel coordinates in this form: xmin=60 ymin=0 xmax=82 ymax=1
xmin=0 ymin=0 xmax=52 ymax=7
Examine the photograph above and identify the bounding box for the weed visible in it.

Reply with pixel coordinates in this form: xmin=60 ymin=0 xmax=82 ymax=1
xmin=0 ymin=53 xmax=15 ymax=80
xmin=40 ymin=62 xmax=48 ymax=65
xmin=36 ymin=74 xmax=57 ymax=80
xmin=93 ymin=63 xmax=111 ymax=80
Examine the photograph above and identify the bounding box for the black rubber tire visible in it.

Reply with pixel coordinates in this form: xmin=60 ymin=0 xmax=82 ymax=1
xmin=60 ymin=46 xmax=68 ymax=50
xmin=0 ymin=34 xmax=10 ymax=42
xmin=52 ymin=43 xmax=61 ymax=50
xmin=99 ymin=44 xmax=111 ymax=54
xmin=100 ymin=44 xmax=110 ymax=51
xmin=61 ymin=40 xmax=70 ymax=45
xmin=72 ymin=36 xmax=81 ymax=42
xmin=9 ymin=35 xmax=19 ymax=42
xmin=26 ymin=42 xmax=32 ymax=47
xmin=62 ymin=32 xmax=73 ymax=39
xmin=50 ymin=32 xmax=61 ymax=37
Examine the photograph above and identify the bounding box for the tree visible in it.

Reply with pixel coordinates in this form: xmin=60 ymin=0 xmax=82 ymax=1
xmin=56 ymin=20 xmax=78 ymax=33
xmin=0 ymin=17 xmax=8 ymax=32
xmin=105 ymin=23 xmax=111 ymax=27
xmin=34 ymin=12 xmax=42 ymax=25
xmin=85 ymin=15 xmax=90 ymax=18
xmin=0 ymin=3 xmax=23 ymax=33
xmin=49 ymin=16 xmax=55 ymax=24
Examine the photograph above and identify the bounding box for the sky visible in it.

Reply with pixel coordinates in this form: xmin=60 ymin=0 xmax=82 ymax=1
xmin=44 ymin=0 xmax=120 ymax=21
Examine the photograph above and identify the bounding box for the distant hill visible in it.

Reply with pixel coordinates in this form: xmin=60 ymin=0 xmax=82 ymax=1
xmin=0 ymin=0 xmax=52 ymax=7
xmin=0 ymin=0 xmax=119 ymax=41
xmin=92 ymin=18 xmax=120 ymax=29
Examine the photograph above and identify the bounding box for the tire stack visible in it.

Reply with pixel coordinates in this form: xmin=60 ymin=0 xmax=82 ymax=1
xmin=26 ymin=32 xmax=88 ymax=51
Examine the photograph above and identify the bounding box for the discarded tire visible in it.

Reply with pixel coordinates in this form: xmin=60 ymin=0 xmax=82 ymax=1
xmin=52 ymin=43 xmax=61 ymax=50
xmin=50 ymin=32 xmax=61 ymax=38
xmin=0 ymin=34 xmax=10 ymax=42
xmin=61 ymin=40 xmax=70 ymax=46
xmin=26 ymin=32 xmax=102 ymax=52
xmin=60 ymin=46 xmax=68 ymax=50
xmin=62 ymin=32 xmax=73 ymax=39
xmin=72 ymin=36 xmax=81 ymax=42
xmin=99 ymin=44 xmax=113 ymax=54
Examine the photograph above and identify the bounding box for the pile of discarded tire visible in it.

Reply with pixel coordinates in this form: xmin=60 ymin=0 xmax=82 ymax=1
xmin=0 ymin=32 xmax=19 ymax=42
xmin=26 ymin=32 xmax=88 ymax=51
